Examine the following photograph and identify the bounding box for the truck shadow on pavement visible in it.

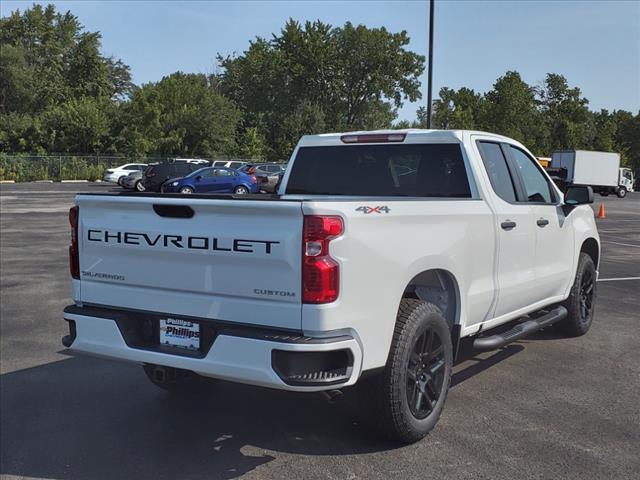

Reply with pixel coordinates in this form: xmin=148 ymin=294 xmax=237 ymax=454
xmin=0 ymin=355 xmax=394 ymax=480
xmin=1 ymin=338 xmax=537 ymax=480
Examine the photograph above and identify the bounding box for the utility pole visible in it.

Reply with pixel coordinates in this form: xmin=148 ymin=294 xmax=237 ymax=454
xmin=426 ymin=0 xmax=435 ymax=129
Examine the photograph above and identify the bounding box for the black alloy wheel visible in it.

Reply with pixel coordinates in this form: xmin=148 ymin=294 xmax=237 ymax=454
xmin=407 ymin=326 xmax=446 ymax=419
xmin=579 ymin=268 xmax=595 ymax=322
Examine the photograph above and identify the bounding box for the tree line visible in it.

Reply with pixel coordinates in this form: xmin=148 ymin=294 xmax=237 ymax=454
xmin=1 ymin=4 xmax=638 ymax=170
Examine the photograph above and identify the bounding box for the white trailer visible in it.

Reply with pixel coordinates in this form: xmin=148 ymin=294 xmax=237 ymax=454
xmin=551 ymin=150 xmax=632 ymax=198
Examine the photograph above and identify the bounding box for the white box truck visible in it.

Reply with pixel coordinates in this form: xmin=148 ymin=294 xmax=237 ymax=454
xmin=551 ymin=150 xmax=634 ymax=198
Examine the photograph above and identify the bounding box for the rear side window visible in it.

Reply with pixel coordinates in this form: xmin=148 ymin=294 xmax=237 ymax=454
xmin=477 ymin=142 xmax=517 ymax=203
xmin=286 ymin=144 xmax=471 ymax=197
xmin=228 ymin=162 xmax=243 ymax=169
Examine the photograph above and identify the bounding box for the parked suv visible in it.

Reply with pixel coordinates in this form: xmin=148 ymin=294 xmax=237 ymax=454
xmin=142 ymin=161 xmax=210 ymax=192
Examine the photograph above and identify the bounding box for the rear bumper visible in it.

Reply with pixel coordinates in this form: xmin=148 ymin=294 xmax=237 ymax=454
xmin=63 ymin=305 xmax=363 ymax=392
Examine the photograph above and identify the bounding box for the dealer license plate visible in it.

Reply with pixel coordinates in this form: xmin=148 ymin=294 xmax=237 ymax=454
xmin=159 ymin=318 xmax=200 ymax=350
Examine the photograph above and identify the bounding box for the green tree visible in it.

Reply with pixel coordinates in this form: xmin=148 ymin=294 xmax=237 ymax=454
xmin=0 ymin=3 xmax=132 ymax=153
xmin=538 ymin=73 xmax=594 ymax=152
xmin=613 ymin=111 xmax=640 ymax=170
xmin=591 ymin=109 xmax=617 ymax=152
xmin=218 ymin=19 xmax=424 ymax=159
xmin=42 ymin=97 xmax=112 ymax=153
xmin=122 ymin=72 xmax=240 ymax=157
xmin=233 ymin=127 xmax=269 ymax=160
xmin=482 ymin=71 xmax=546 ymax=153
xmin=430 ymin=87 xmax=484 ymax=129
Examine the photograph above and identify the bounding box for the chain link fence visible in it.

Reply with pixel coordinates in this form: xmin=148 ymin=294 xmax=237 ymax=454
xmin=0 ymin=154 xmax=262 ymax=182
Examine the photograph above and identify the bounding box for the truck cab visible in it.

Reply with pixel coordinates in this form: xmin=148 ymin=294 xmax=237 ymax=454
xmin=619 ymin=168 xmax=634 ymax=195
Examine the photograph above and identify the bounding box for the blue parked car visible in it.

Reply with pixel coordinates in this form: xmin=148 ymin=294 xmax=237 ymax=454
xmin=161 ymin=167 xmax=259 ymax=194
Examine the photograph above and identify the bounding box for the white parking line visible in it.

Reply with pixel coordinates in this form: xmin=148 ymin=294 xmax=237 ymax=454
xmin=597 ymin=277 xmax=640 ymax=282
xmin=600 ymin=240 xmax=640 ymax=248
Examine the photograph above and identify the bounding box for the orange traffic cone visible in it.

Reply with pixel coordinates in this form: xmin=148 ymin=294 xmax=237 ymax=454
xmin=597 ymin=203 xmax=606 ymax=219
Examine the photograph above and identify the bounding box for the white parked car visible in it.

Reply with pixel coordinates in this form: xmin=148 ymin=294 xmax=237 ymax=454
xmin=103 ymin=163 xmax=148 ymax=183
xmin=211 ymin=160 xmax=247 ymax=170
xmin=64 ymin=130 xmax=599 ymax=443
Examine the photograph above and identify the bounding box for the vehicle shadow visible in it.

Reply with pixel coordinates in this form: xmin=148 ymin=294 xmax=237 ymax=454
xmin=1 ymin=331 xmax=551 ymax=480
xmin=0 ymin=354 xmax=396 ymax=480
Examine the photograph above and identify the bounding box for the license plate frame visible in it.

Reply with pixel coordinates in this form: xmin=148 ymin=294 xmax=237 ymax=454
xmin=159 ymin=318 xmax=200 ymax=351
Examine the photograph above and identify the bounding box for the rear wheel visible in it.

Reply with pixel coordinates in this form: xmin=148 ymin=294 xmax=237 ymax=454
xmin=234 ymin=185 xmax=249 ymax=194
xmin=143 ymin=364 xmax=198 ymax=392
xmin=617 ymin=187 xmax=627 ymax=198
xmin=357 ymin=299 xmax=453 ymax=443
xmin=559 ymin=253 xmax=597 ymax=336
xmin=179 ymin=186 xmax=194 ymax=194
xmin=135 ymin=180 xmax=145 ymax=192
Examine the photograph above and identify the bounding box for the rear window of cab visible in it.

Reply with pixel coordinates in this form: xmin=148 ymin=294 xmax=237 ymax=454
xmin=285 ymin=144 xmax=471 ymax=197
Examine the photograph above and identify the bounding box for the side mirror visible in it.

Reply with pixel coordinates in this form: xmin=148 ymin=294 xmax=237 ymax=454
xmin=196 ymin=175 xmax=202 ymax=181
xmin=565 ymin=185 xmax=594 ymax=205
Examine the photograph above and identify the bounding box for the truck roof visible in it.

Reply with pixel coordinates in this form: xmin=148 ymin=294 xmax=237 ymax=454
xmin=297 ymin=129 xmax=514 ymax=147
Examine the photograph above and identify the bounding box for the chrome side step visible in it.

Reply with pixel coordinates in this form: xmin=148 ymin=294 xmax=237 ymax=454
xmin=473 ymin=306 xmax=568 ymax=351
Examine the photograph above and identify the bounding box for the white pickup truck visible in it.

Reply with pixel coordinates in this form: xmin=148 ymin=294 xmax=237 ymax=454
xmin=63 ymin=130 xmax=600 ymax=443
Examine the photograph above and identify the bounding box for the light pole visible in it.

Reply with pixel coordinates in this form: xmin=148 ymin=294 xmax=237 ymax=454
xmin=426 ymin=0 xmax=435 ymax=129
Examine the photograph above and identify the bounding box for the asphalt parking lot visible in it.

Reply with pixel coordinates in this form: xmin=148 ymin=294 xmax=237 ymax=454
xmin=1 ymin=183 xmax=639 ymax=480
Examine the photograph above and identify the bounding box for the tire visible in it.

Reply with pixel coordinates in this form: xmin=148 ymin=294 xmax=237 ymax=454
xmin=143 ymin=364 xmax=198 ymax=392
xmin=357 ymin=299 xmax=453 ymax=443
xmin=179 ymin=186 xmax=194 ymax=194
xmin=117 ymin=176 xmax=126 ymax=186
xmin=234 ymin=185 xmax=249 ymax=194
xmin=559 ymin=252 xmax=597 ymax=337
xmin=617 ymin=187 xmax=627 ymax=198
xmin=135 ymin=180 xmax=145 ymax=192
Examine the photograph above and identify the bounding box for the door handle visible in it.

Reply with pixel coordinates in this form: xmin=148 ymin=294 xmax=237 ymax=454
xmin=501 ymin=220 xmax=517 ymax=230
xmin=537 ymin=218 xmax=550 ymax=227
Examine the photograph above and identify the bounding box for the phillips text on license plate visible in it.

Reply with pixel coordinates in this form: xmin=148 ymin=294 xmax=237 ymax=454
xmin=159 ymin=318 xmax=200 ymax=350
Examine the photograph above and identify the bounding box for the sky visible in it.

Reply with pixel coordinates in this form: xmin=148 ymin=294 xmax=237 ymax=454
xmin=2 ymin=0 xmax=639 ymax=122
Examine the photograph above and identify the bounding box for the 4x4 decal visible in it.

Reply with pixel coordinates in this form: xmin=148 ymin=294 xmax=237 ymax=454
xmin=356 ymin=206 xmax=390 ymax=214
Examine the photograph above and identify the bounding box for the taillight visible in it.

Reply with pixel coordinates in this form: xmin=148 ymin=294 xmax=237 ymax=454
xmin=251 ymin=175 xmax=257 ymax=184
xmin=302 ymin=215 xmax=343 ymax=304
xmin=69 ymin=206 xmax=79 ymax=279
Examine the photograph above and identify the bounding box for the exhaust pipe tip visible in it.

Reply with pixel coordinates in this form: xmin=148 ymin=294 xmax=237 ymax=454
xmin=321 ymin=389 xmax=344 ymax=404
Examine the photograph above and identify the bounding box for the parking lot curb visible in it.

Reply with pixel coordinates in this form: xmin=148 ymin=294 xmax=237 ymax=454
xmin=0 ymin=180 xmax=16 ymax=184
xmin=60 ymin=180 xmax=89 ymax=183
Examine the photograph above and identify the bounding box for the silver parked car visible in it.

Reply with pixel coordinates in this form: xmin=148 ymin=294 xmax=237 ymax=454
xmin=121 ymin=170 xmax=146 ymax=191
xmin=239 ymin=163 xmax=285 ymax=193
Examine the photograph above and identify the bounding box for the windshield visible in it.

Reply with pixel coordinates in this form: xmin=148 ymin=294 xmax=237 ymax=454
xmin=285 ymin=143 xmax=471 ymax=197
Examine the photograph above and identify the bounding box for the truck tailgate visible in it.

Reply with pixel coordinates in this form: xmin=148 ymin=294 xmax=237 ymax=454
xmin=75 ymin=195 xmax=303 ymax=330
